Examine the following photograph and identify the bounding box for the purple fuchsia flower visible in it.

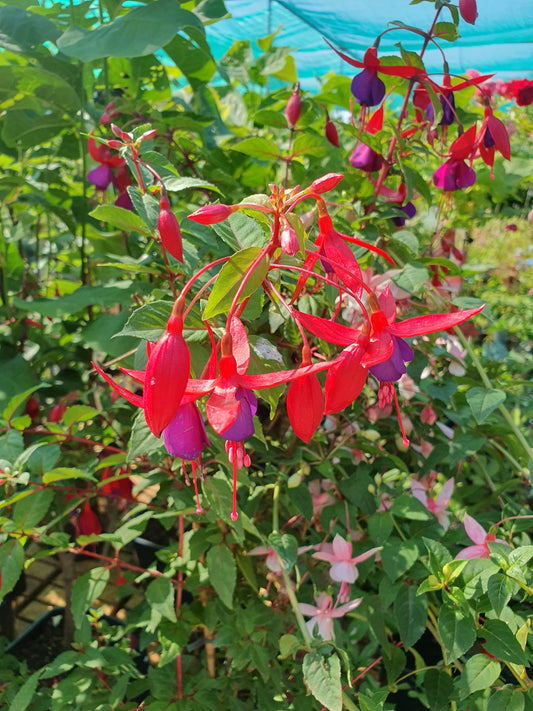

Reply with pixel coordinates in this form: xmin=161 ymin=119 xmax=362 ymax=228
xmin=455 ymin=513 xmax=509 ymax=560
xmin=299 ymin=593 xmax=362 ymax=641
xmin=350 ymin=143 xmax=383 ymax=172
xmin=87 ymin=133 xmax=125 ymax=190
xmin=411 ymin=477 xmax=454 ymax=530
xmin=433 ymin=159 xmax=476 ymax=191
xmin=391 ymin=200 xmax=416 ymax=227
xmin=313 ymin=534 xmax=380 ymax=584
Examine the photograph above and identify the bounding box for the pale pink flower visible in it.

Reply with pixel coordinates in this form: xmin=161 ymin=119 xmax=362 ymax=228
xmin=308 ymin=480 xmax=337 ymax=517
xmin=298 ymin=592 xmax=362 ymax=641
xmin=248 ymin=545 xmax=311 ymax=573
xmin=411 ymin=439 xmax=434 ymax=458
xmin=313 ymin=534 xmax=379 ymax=583
xmin=455 ymin=513 xmax=509 ymax=559
xmin=411 ymin=477 xmax=454 ymax=530
xmin=420 ymin=404 xmax=437 ymax=426
xmin=398 ymin=374 xmax=419 ymax=400
xmin=446 ymin=335 xmax=467 ymax=376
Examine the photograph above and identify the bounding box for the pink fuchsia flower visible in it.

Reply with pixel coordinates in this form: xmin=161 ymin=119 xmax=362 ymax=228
xmin=411 ymin=477 xmax=454 ymax=530
xmin=308 ymin=479 xmax=337 ymax=518
xmin=455 ymin=513 xmax=509 ymax=560
xmin=299 ymin=592 xmax=362 ymax=641
xmin=420 ymin=404 xmax=437 ymax=426
xmin=313 ymin=534 xmax=380 ymax=584
xmin=248 ymin=545 xmax=312 ymax=574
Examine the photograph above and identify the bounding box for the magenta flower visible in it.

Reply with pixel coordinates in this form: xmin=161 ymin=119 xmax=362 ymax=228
xmin=433 ymin=159 xmax=476 ymax=191
xmin=299 ymin=593 xmax=362 ymax=641
xmin=455 ymin=513 xmax=508 ymax=560
xmin=313 ymin=534 xmax=380 ymax=584
xmin=163 ymin=401 xmax=210 ymax=460
xmin=350 ymin=143 xmax=383 ymax=172
xmin=411 ymin=477 xmax=454 ymax=530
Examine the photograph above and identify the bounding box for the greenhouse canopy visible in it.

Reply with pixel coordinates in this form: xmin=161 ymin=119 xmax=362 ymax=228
xmin=206 ymin=0 xmax=533 ymax=89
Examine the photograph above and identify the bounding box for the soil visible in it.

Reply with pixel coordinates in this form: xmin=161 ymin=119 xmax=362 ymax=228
xmin=8 ymin=608 xmax=66 ymax=674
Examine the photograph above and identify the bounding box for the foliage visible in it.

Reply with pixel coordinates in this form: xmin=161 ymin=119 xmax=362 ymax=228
xmin=0 ymin=0 xmax=532 ymax=709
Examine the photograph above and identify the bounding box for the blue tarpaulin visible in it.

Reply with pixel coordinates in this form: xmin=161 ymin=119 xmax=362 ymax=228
xmin=206 ymin=0 xmax=533 ymax=89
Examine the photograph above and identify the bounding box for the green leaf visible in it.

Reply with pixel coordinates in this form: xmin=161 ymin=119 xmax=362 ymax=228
xmin=146 ymin=577 xmax=177 ymax=622
xmin=13 ymin=488 xmax=54 ymax=529
xmin=487 ymin=686 xmax=525 ymax=711
xmin=423 ymin=669 xmax=454 ymax=711
xmin=9 ymin=670 xmax=41 ymax=711
xmin=89 ymin=204 xmax=150 ymax=234
xmin=117 ymin=299 xmax=172 ymax=341
xmin=479 ymin=620 xmax=527 ymax=665
xmin=390 ymin=494 xmax=433 ymax=521
xmin=391 ymin=262 xmax=429 ymax=294
xmin=71 ymin=567 xmax=110 ymax=623
xmin=62 ymin=405 xmax=100 ymax=428
xmin=381 ymin=539 xmax=420 ymax=580
xmin=393 ymin=584 xmax=427 ymax=648
xmin=303 ymin=652 xmax=342 ymax=711
xmin=433 ymin=21 xmax=460 ymax=41
xmin=466 ymin=387 xmax=506 ymax=424
xmin=279 ymin=633 xmax=300 ymax=658
xmin=163 ymin=176 xmax=220 ymax=193
xmin=57 ymin=0 xmax=204 ymax=61
xmin=42 ymin=467 xmax=95 ymax=483
xmin=438 ymin=603 xmax=476 ymax=664
xmin=206 ymin=544 xmax=236 ymax=609
xmin=2 ymin=384 xmax=45 ymax=422
xmin=0 ymin=538 xmax=24 ymax=602
xmin=457 ymin=654 xmax=500 ymax=699
xmin=487 ymin=573 xmax=512 ymax=617
xmin=231 ymin=137 xmax=280 ymax=161
xmin=228 ymin=212 xmax=268 ymax=250
xmin=388 ymin=229 xmax=419 ymax=253
xmin=0 ymin=6 xmax=60 ymax=52
xmin=368 ymin=513 xmax=393 ymax=545
xmin=268 ymin=532 xmax=298 ymax=571
xmin=128 ymin=411 xmax=166 ymax=461
xmin=202 ymin=247 xmax=269 ymax=320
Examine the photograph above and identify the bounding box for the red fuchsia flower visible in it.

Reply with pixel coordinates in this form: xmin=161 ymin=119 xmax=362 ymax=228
xmin=158 ymin=188 xmax=183 ymax=262
xmin=411 ymin=477 xmax=454 ymax=530
xmin=328 ymin=45 xmax=420 ymax=108
xmin=100 ymin=466 xmax=133 ymax=505
xmin=325 ymin=117 xmax=339 ymax=147
xmin=77 ymin=501 xmax=102 ymax=537
xmin=459 ymin=0 xmax=478 ymax=25
xmin=49 ymin=403 xmax=67 ymax=423
xmin=188 ymin=203 xmax=237 ymax=225
xmin=510 ymin=78 xmax=533 ymax=106
xmin=314 ymin=534 xmax=380 ymax=584
xmin=455 ymin=514 xmax=509 ymax=560
xmin=93 ymin=297 xmax=190 ymax=439
xmin=433 ymin=125 xmax=478 ymax=191
xmin=299 ymin=593 xmax=362 ymax=641
xmin=87 ymin=132 xmax=125 ymax=190
xmin=286 ymin=346 xmax=325 ymax=443
xmin=478 ymin=108 xmax=511 ymax=177
xmin=286 ymin=82 xmax=301 ymax=128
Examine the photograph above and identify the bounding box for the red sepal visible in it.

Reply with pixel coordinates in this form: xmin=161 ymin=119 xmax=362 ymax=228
xmin=287 ymin=373 xmax=324 ymax=443
xmin=295 ymin=310 xmax=359 ymax=346
xmin=390 ymin=305 xmax=484 ymax=338
xmin=325 ymin=344 xmax=368 ymax=414
xmin=92 ymin=361 xmax=144 ymax=408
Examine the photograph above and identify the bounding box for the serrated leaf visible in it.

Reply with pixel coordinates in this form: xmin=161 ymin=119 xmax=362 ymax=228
xmin=203 ymin=247 xmax=268 ymax=320
xmin=381 ymin=539 xmax=420 ymax=580
xmin=71 ymin=568 xmax=110 ymax=623
xmin=479 ymin=619 xmax=527 ymax=665
xmin=391 ymin=262 xmax=429 ymax=294
xmin=389 ymin=229 xmax=419 ymax=253
xmin=9 ymin=670 xmax=41 ymax=711
xmin=487 ymin=573 xmax=512 ymax=617
xmin=438 ymin=604 xmax=476 ymax=664
xmin=424 ymin=668 xmax=454 ymax=711
xmin=206 ymin=544 xmax=236 ymax=609
xmin=117 ymin=300 xmax=173 ymax=340
xmin=146 ymin=577 xmax=177 ymax=622
xmin=127 ymin=411 xmax=166 ymax=461
xmin=90 ymin=204 xmax=150 ymax=234
xmin=0 ymin=538 xmax=24 ymax=602
xmin=466 ymin=387 xmax=506 ymax=424
xmin=42 ymin=467 xmax=95 ymax=483
xmin=393 ymin=584 xmax=427 ymax=648
xmin=62 ymin=405 xmax=99 ymax=428
xmin=13 ymin=488 xmax=54 ymax=529
xmin=2 ymin=384 xmax=45 ymax=422
xmin=303 ymin=652 xmax=342 ymax=711
xmin=268 ymin=532 xmax=298 ymax=571
xmin=487 ymin=686 xmax=525 ymax=711
xmin=457 ymin=654 xmax=500 ymax=699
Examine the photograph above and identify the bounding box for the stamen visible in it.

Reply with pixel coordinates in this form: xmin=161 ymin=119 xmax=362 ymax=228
xmin=392 ymin=385 xmax=410 ymax=447
xmin=231 ymin=454 xmax=238 ymax=521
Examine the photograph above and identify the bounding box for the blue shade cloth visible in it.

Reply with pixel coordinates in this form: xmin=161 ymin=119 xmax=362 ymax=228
xmin=206 ymin=0 xmax=533 ymax=90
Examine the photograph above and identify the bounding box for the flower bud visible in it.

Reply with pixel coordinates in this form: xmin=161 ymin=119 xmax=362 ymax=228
xmin=158 ymin=195 xmax=183 ymax=262
xmin=325 ymin=119 xmax=339 ymax=147
xmin=187 ymin=203 xmax=234 ymax=224
xmin=459 ymin=0 xmax=478 ymax=24
xmin=280 ymin=222 xmax=299 ymax=257
xmin=107 ymin=139 xmax=123 ymax=150
xmin=310 ymin=173 xmax=344 ymax=194
xmin=286 ymin=83 xmax=301 ymax=128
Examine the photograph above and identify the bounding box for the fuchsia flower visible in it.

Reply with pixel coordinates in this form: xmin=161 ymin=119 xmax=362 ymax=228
xmin=455 ymin=513 xmax=509 ymax=560
xmin=313 ymin=534 xmax=380 ymax=584
xmin=87 ymin=132 xmax=125 ymax=190
xmin=158 ymin=188 xmax=183 ymax=262
xmin=411 ymin=477 xmax=454 ymax=530
xmin=433 ymin=125 xmax=477 ymax=191
xmin=478 ymin=108 xmax=511 ymax=177
xmin=459 ymin=0 xmax=478 ymax=25
xmin=299 ymin=593 xmax=362 ymax=641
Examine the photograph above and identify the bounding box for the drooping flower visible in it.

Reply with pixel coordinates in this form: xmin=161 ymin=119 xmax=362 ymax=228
xmin=350 ymin=143 xmax=383 ymax=172
xmin=478 ymin=108 xmax=511 ymax=177
xmin=433 ymin=159 xmax=476 ymax=191
xmin=158 ymin=188 xmax=183 ymax=262
xmin=299 ymin=593 xmax=362 ymax=641
xmin=455 ymin=513 xmax=509 ymax=560
xmin=286 ymin=82 xmax=301 ymax=127
xmin=286 ymin=346 xmax=325 ymax=443
xmin=459 ymin=0 xmax=478 ymax=24
xmin=314 ymin=534 xmax=380 ymax=583
xmin=411 ymin=477 xmax=454 ymax=530
xmin=325 ymin=118 xmax=340 ymax=147
xmin=87 ymin=132 xmax=125 ymax=191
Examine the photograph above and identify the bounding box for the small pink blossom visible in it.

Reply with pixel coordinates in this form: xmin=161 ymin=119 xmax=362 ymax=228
xmin=411 ymin=477 xmax=454 ymax=530
xmin=420 ymin=404 xmax=437 ymax=426
xmin=309 ymin=480 xmax=338 ymax=517
xmin=455 ymin=513 xmax=509 ymax=559
xmin=313 ymin=534 xmax=379 ymax=583
xmin=248 ymin=545 xmax=311 ymax=573
xmin=298 ymin=592 xmax=362 ymax=640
